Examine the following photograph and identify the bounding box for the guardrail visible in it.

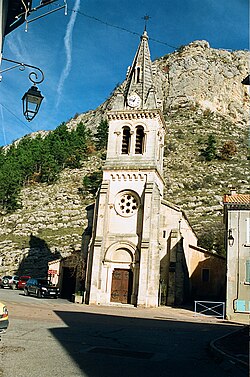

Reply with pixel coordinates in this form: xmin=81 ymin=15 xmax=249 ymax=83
xmin=194 ymin=301 xmax=225 ymax=319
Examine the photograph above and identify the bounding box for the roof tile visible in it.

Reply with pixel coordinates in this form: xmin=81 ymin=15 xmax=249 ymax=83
xmin=223 ymin=194 xmax=250 ymax=204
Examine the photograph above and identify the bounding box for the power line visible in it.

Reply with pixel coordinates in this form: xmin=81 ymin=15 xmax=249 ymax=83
xmin=70 ymin=9 xmax=178 ymax=50
xmin=0 ymin=102 xmax=36 ymax=133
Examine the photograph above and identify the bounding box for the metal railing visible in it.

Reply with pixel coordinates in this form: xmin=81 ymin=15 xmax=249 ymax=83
xmin=194 ymin=301 xmax=225 ymax=319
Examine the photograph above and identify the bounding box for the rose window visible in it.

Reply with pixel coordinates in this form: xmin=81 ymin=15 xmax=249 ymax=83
xmin=115 ymin=192 xmax=139 ymax=217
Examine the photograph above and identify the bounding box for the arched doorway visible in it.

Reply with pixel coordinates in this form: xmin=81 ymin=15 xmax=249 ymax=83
xmin=104 ymin=245 xmax=138 ymax=305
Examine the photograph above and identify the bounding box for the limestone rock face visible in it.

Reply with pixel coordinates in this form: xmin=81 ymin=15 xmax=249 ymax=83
xmin=154 ymin=41 xmax=249 ymax=123
xmin=0 ymin=41 xmax=249 ymax=275
xmin=0 ymin=157 xmax=102 ymax=276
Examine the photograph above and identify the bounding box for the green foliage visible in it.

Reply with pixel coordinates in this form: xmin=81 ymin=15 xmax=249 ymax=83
xmin=200 ymin=134 xmax=217 ymax=161
xmin=198 ymin=221 xmax=226 ymax=256
xmin=0 ymin=122 xmax=93 ymax=212
xmin=82 ymin=170 xmax=103 ymax=195
xmin=95 ymin=119 xmax=109 ymax=151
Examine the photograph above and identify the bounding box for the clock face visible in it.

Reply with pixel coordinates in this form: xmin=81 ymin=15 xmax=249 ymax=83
xmin=127 ymin=94 xmax=141 ymax=108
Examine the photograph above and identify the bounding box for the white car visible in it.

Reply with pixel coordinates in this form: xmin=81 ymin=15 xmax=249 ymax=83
xmin=0 ymin=275 xmax=19 ymax=289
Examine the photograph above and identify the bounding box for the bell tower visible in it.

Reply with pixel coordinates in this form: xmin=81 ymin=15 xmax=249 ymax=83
xmin=85 ymin=30 xmax=166 ymax=307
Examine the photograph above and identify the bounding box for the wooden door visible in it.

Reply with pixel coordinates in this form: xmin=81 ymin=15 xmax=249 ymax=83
xmin=110 ymin=269 xmax=132 ymax=304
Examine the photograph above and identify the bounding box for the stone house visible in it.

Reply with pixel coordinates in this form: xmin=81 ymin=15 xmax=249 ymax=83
xmin=223 ymin=190 xmax=250 ymax=323
xmin=83 ymin=30 xmax=225 ymax=307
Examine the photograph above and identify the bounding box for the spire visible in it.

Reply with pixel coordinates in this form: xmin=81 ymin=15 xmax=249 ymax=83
xmin=124 ymin=30 xmax=158 ymax=110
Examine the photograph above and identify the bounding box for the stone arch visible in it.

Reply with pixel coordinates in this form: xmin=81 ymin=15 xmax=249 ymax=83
xmin=104 ymin=241 xmax=137 ymax=264
xmin=103 ymin=242 xmax=140 ymax=306
xmin=133 ymin=121 xmax=149 ymax=133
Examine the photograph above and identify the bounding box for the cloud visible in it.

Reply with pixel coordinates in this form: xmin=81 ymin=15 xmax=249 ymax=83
xmin=6 ymin=33 xmax=30 ymax=62
xmin=56 ymin=0 xmax=80 ymax=108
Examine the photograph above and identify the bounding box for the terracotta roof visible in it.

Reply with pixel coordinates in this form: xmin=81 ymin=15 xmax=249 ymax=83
xmin=223 ymin=194 xmax=250 ymax=204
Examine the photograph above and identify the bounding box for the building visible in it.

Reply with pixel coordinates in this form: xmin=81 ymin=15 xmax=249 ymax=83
xmin=223 ymin=190 xmax=250 ymax=323
xmin=84 ymin=30 xmax=225 ymax=308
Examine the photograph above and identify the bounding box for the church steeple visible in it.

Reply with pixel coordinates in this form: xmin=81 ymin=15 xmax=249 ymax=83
xmin=111 ymin=30 xmax=159 ymax=111
xmin=105 ymin=29 xmax=166 ymax=179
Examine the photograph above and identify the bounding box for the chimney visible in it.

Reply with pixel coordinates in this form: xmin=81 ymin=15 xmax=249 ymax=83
xmin=230 ymin=188 xmax=237 ymax=196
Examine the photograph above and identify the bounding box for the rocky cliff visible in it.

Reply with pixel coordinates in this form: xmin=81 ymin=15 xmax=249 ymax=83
xmin=0 ymin=40 xmax=249 ymax=276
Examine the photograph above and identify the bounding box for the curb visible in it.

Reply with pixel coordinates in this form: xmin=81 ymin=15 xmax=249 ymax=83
xmin=209 ymin=327 xmax=249 ymax=370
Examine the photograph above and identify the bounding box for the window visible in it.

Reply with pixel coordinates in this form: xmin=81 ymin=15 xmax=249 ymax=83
xmin=202 ymin=268 xmax=210 ymax=282
xmin=135 ymin=126 xmax=145 ymax=154
xmin=121 ymin=127 xmax=131 ymax=154
xmin=246 ymin=260 xmax=250 ymax=283
xmin=115 ymin=191 xmax=139 ymax=217
xmin=132 ymin=66 xmax=141 ymax=83
xmin=136 ymin=67 xmax=140 ymax=83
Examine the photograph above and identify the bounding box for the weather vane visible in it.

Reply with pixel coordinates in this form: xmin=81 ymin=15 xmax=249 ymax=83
xmin=142 ymin=15 xmax=151 ymax=31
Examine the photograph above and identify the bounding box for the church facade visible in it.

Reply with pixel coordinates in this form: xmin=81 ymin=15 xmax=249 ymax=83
xmin=84 ymin=30 xmax=225 ymax=307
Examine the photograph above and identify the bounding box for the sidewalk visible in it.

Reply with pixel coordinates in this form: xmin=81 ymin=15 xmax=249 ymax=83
xmin=210 ymin=325 xmax=249 ymax=369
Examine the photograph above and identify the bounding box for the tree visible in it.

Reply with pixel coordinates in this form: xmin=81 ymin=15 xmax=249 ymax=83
xmin=200 ymin=134 xmax=217 ymax=161
xmin=0 ymin=120 xmax=95 ymax=212
xmin=220 ymin=140 xmax=237 ymax=160
xmin=198 ymin=221 xmax=226 ymax=256
xmin=95 ymin=119 xmax=109 ymax=150
xmin=82 ymin=171 xmax=103 ymax=195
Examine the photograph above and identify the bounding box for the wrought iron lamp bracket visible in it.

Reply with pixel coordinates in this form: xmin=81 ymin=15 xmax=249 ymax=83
xmin=0 ymin=57 xmax=44 ymax=85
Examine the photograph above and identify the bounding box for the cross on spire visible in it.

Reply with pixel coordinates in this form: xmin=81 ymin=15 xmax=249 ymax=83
xmin=142 ymin=15 xmax=151 ymax=31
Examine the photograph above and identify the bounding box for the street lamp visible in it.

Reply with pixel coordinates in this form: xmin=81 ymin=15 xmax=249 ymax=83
xmin=22 ymin=84 xmax=44 ymax=121
xmin=0 ymin=57 xmax=44 ymax=121
xmin=228 ymin=229 xmax=234 ymax=247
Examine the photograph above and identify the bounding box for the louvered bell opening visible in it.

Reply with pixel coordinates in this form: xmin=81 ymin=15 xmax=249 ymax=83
xmin=122 ymin=127 xmax=130 ymax=154
xmin=135 ymin=126 xmax=145 ymax=154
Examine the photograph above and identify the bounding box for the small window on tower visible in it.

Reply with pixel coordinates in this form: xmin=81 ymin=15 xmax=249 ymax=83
xmin=136 ymin=67 xmax=140 ymax=83
xmin=135 ymin=126 xmax=145 ymax=154
xmin=121 ymin=126 xmax=131 ymax=154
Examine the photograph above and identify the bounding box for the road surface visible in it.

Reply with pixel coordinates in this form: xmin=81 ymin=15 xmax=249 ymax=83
xmin=0 ymin=289 xmax=247 ymax=377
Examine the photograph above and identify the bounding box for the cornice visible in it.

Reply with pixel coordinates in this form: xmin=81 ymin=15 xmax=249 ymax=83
xmin=106 ymin=109 xmax=166 ymax=128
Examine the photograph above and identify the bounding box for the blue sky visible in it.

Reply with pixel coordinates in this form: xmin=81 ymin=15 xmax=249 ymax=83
xmin=0 ymin=0 xmax=249 ymax=146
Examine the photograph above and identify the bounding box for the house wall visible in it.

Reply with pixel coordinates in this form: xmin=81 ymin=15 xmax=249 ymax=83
xmin=189 ymin=247 xmax=226 ymax=300
xmin=159 ymin=202 xmax=199 ymax=305
xmin=226 ymin=208 xmax=250 ymax=323
xmin=47 ymin=259 xmax=60 ymax=286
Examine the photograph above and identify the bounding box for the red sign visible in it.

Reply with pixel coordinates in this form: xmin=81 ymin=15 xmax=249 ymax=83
xmin=48 ymin=270 xmax=57 ymax=275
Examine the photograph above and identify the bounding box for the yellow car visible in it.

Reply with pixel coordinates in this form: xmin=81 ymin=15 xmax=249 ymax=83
xmin=0 ymin=301 xmax=9 ymax=334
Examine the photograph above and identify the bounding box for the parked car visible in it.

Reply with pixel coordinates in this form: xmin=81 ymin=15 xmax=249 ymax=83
xmin=0 ymin=302 xmax=9 ymax=334
xmin=0 ymin=275 xmax=19 ymax=289
xmin=24 ymin=278 xmax=59 ymax=298
xmin=17 ymin=275 xmax=31 ymax=290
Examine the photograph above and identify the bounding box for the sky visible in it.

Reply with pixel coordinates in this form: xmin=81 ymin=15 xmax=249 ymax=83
xmin=0 ymin=0 xmax=249 ymax=146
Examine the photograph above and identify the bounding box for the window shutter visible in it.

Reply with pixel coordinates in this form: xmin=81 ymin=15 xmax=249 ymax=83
xmin=246 ymin=260 xmax=250 ymax=283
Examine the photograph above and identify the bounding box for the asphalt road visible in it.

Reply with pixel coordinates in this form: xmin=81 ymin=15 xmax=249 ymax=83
xmin=0 ymin=289 xmax=247 ymax=377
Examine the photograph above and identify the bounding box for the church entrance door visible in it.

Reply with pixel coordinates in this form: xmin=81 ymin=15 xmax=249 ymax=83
xmin=110 ymin=268 xmax=133 ymax=304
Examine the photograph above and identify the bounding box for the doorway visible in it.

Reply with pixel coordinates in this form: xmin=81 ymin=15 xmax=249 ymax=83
xmin=110 ymin=268 xmax=133 ymax=304
xmin=60 ymin=267 xmax=76 ymax=300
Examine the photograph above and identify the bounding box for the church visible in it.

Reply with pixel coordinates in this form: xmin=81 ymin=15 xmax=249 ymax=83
xmin=84 ymin=30 xmax=225 ymax=307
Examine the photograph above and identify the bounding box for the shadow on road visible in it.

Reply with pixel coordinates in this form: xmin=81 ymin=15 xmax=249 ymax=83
xmin=50 ymin=310 xmax=243 ymax=377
